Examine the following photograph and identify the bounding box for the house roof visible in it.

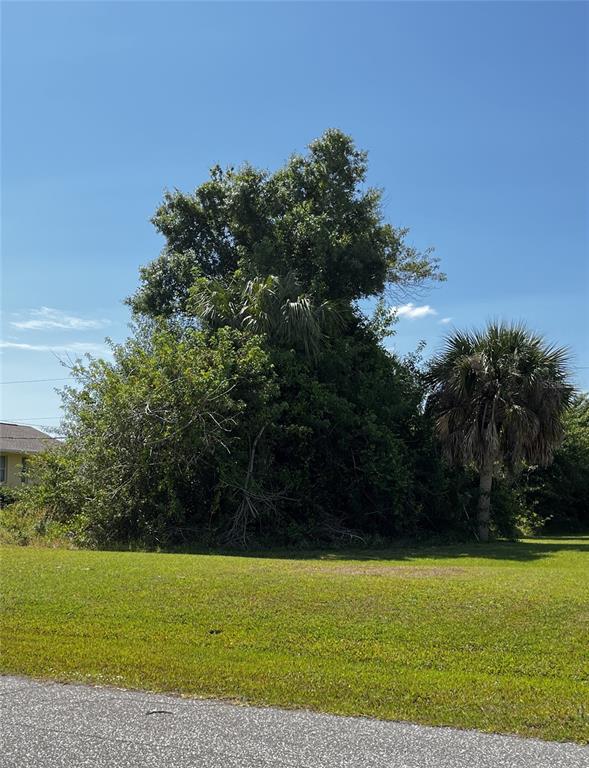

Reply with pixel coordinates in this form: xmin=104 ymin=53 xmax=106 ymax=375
xmin=0 ymin=423 xmax=57 ymax=454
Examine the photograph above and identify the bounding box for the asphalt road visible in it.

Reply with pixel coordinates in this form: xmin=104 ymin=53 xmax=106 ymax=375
xmin=1 ymin=676 xmax=587 ymax=768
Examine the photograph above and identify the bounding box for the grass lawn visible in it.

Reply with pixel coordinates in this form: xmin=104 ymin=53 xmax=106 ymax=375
xmin=1 ymin=538 xmax=588 ymax=743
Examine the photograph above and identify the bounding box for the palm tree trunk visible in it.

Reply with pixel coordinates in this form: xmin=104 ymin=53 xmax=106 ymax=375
xmin=477 ymin=454 xmax=494 ymax=542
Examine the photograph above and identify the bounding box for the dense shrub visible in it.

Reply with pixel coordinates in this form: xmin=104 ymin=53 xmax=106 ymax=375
xmin=518 ymin=395 xmax=589 ymax=533
xmin=19 ymin=314 xmax=456 ymax=547
xmin=18 ymin=324 xmax=276 ymax=546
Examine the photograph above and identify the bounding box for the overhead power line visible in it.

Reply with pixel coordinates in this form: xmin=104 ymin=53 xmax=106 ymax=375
xmin=0 ymin=377 xmax=73 ymax=385
xmin=2 ymin=416 xmax=62 ymax=421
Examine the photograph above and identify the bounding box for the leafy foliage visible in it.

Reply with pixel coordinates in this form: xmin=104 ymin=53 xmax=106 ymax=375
xmin=20 ymin=325 xmax=277 ymax=546
xmin=19 ymin=131 xmax=452 ymax=547
xmin=519 ymin=394 xmax=589 ymax=532
xmin=129 ymin=129 xmax=443 ymax=316
xmin=189 ymin=272 xmax=346 ymax=360
xmin=15 ymin=131 xmax=583 ymax=547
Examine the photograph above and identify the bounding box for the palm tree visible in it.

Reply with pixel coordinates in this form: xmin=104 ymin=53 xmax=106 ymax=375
xmin=190 ymin=272 xmax=344 ymax=358
xmin=427 ymin=322 xmax=573 ymax=541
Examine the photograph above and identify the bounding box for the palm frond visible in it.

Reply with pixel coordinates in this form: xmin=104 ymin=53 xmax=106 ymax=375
xmin=189 ymin=272 xmax=345 ymax=358
xmin=427 ymin=321 xmax=573 ymax=471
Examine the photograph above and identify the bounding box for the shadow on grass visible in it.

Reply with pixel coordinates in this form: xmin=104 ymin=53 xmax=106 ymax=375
xmin=141 ymin=535 xmax=589 ymax=564
xmin=313 ymin=537 xmax=589 ymax=564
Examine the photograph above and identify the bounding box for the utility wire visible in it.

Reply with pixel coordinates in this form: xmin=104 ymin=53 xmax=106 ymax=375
xmin=1 ymin=417 xmax=62 ymax=421
xmin=0 ymin=377 xmax=73 ymax=385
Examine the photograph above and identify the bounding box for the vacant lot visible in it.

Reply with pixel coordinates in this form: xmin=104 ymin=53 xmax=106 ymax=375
xmin=1 ymin=539 xmax=587 ymax=743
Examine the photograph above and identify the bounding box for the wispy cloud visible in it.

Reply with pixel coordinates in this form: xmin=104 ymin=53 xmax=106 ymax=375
xmin=0 ymin=341 xmax=109 ymax=355
xmin=11 ymin=307 xmax=109 ymax=331
xmin=392 ymin=303 xmax=437 ymax=320
xmin=439 ymin=317 xmax=452 ymax=325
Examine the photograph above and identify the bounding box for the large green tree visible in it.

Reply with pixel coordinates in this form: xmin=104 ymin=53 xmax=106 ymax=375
xmin=124 ymin=130 xmax=446 ymax=544
xmin=22 ymin=131 xmax=450 ymax=547
xmin=427 ymin=323 xmax=573 ymax=541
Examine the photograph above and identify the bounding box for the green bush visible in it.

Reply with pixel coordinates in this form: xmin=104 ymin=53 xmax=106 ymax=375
xmin=519 ymin=395 xmax=589 ymax=533
xmin=0 ymin=486 xmax=19 ymax=508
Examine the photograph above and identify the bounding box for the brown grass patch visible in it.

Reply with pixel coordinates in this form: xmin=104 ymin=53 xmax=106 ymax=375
xmin=295 ymin=564 xmax=467 ymax=578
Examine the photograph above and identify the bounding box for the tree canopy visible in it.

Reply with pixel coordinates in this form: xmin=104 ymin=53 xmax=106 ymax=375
xmin=129 ymin=129 xmax=443 ymax=319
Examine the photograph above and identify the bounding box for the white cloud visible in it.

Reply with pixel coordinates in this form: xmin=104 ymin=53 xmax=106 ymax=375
xmin=439 ymin=317 xmax=452 ymax=324
xmin=392 ymin=303 xmax=437 ymax=320
xmin=11 ymin=307 xmax=109 ymax=331
xmin=0 ymin=341 xmax=109 ymax=355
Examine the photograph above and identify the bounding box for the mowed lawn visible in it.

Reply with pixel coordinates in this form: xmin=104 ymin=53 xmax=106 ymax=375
xmin=1 ymin=539 xmax=588 ymax=743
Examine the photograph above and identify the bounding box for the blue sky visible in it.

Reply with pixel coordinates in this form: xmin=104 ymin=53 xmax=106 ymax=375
xmin=1 ymin=1 xmax=588 ymax=431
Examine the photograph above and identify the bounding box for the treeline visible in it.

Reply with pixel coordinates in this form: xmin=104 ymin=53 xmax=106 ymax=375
xmin=10 ymin=131 xmax=588 ymax=547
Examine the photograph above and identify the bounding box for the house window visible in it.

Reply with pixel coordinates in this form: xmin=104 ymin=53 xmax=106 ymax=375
xmin=0 ymin=456 xmax=6 ymax=484
xmin=21 ymin=456 xmax=28 ymax=484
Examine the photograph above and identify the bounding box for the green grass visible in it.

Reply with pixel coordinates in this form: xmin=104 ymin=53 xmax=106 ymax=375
xmin=1 ymin=539 xmax=588 ymax=743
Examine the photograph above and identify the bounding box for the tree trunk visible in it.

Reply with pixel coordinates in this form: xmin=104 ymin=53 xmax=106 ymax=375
xmin=477 ymin=454 xmax=494 ymax=542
